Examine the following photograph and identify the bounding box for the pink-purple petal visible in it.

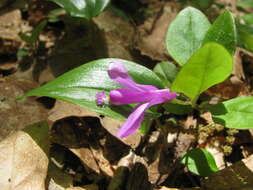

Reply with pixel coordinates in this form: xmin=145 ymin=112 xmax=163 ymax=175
xmin=108 ymin=61 xmax=158 ymax=92
xmin=109 ymin=89 xmax=153 ymax=105
xmin=96 ymin=90 xmax=106 ymax=105
xmin=110 ymin=89 xmax=177 ymax=105
xmin=117 ymin=102 xmax=150 ymax=138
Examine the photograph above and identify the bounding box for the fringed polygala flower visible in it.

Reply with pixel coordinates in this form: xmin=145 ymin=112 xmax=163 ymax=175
xmin=96 ymin=61 xmax=177 ymax=138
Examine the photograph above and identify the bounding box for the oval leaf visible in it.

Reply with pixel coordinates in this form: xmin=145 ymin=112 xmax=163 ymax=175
xmin=237 ymin=23 xmax=253 ymax=52
xmin=21 ymin=58 xmax=164 ymax=120
xmin=166 ymin=7 xmax=210 ymax=66
xmin=163 ymin=102 xmax=193 ymax=115
xmin=203 ymin=10 xmax=236 ymax=55
xmin=209 ymin=97 xmax=253 ymax=129
xmin=49 ymin=0 xmax=110 ymax=19
xmin=171 ymin=43 xmax=233 ymax=101
xmin=236 ymin=0 xmax=253 ymax=8
xmin=153 ymin=61 xmax=179 ymax=87
xmin=181 ymin=148 xmax=219 ymax=176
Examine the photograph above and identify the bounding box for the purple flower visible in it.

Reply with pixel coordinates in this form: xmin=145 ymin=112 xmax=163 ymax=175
xmin=96 ymin=61 xmax=177 ymax=138
xmin=96 ymin=90 xmax=106 ymax=105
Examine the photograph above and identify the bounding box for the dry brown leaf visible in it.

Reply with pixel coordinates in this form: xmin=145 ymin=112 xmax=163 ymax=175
xmin=66 ymin=184 xmax=99 ymax=190
xmin=0 ymin=122 xmax=49 ymax=190
xmin=136 ymin=2 xmax=180 ymax=60
xmin=48 ymin=100 xmax=98 ymax=122
xmin=202 ymin=154 xmax=253 ymax=189
xmin=157 ymin=187 xmax=201 ymax=190
xmin=93 ymin=10 xmax=135 ymax=61
xmin=0 ymin=77 xmax=48 ymax=140
xmin=49 ymin=100 xmax=141 ymax=148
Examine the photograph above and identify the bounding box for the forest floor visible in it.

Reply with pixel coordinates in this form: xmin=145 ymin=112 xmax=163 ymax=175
xmin=0 ymin=0 xmax=253 ymax=190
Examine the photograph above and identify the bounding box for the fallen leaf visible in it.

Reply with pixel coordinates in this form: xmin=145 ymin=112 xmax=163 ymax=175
xmin=0 ymin=121 xmax=49 ymax=190
xmin=136 ymin=2 xmax=180 ymax=60
xmin=156 ymin=187 xmax=201 ymax=190
xmin=49 ymin=100 xmax=141 ymax=148
xmin=66 ymin=184 xmax=99 ymax=190
xmin=202 ymin=154 xmax=253 ymax=189
xmin=47 ymin=161 xmax=73 ymax=190
xmin=0 ymin=77 xmax=48 ymax=140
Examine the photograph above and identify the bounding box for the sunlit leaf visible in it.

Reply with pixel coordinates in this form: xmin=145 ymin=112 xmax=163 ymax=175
xmin=21 ymin=58 xmax=164 ymax=120
xmin=171 ymin=43 xmax=233 ymax=101
xmin=49 ymin=0 xmax=110 ymax=19
xmin=166 ymin=7 xmax=210 ymax=65
xmin=182 ymin=148 xmax=219 ymax=176
xmin=209 ymin=97 xmax=253 ymax=129
xmin=203 ymin=10 xmax=236 ymax=55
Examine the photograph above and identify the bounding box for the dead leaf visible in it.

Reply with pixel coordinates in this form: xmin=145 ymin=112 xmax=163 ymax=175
xmin=0 ymin=121 xmax=49 ymax=190
xmin=0 ymin=9 xmax=23 ymax=42
xmin=66 ymin=184 xmax=99 ymax=190
xmin=93 ymin=10 xmax=135 ymax=60
xmin=47 ymin=161 xmax=73 ymax=190
xmin=50 ymin=116 xmax=129 ymax=178
xmin=49 ymin=100 xmax=141 ymax=148
xmin=156 ymin=187 xmax=201 ymax=190
xmin=0 ymin=77 xmax=48 ymax=140
xmin=136 ymin=2 xmax=180 ymax=60
xmin=205 ymin=77 xmax=250 ymax=99
xmin=202 ymin=154 xmax=253 ymax=189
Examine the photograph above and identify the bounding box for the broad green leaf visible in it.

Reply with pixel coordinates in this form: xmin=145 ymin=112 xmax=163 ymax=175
xmin=209 ymin=97 xmax=253 ymax=129
xmin=236 ymin=0 xmax=253 ymax=8
xmin=192 ymin=0 xmax=213 ymax=9
xmin=240 ymin=14 xmax=253 ymax=25
xmin=171 ymin=43 xmax=233 ymax=101
xmin=49 ymin=0 xmax=110 ymax=19
xmin=166 ymin=7 xmax=210 ymax=66
xmin=203 ymin=10 xmax=236 ymax=55
xmin=237 ymin=23 xmax=253 ymax=52
xmin=20 ymin=58 xmax=164 ymax=120
xmin=182 ymin=148 xmax=219 ymax=176
xmin=163 ymin=102 xmax=193 ymax=115
xmin=153 ymin=61 xmax=179 ymax=87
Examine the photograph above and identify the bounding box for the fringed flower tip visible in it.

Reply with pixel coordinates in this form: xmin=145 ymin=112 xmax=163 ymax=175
xmin=96 ymin=90 xmax=106 ymax=105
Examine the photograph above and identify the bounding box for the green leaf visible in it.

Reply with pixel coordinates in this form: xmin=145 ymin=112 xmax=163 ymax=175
xmin=239 ymin=14 xmax=253 ymax=25
xmin=31 ymin=20 xmax=47 ymax=43
xmin=237 ymin=23 xmax=253 ymax=52
xmin=166 ymin=7 xmax=210 ymax=66
xmin=153 ymin=61 xmax=179 ymax=87
xmin=182 ymin=148 xmax=219 ymax=176
xmin=49 ymin=0 xmax=110 ymax=19
xmin=19 ymin=20 xmax=47 ymax=45
xmin=20 ymin=58 xmax=164 ymax=120
xmin=17 ymin=48 xmax=29 ymax=58
xmin=209 ymin=97 xmax=253 ymax=129
xmin=23 ymin=121 xmax=50 ymax=155
xmin=236 ymin=0 xmax=253 ymax=8
xmin=203 ymin=10 xmax=236 ymax=55
xmin=164 ymin=102 xmax=193 ymax=115
xmin=19 ymin=33 xmax=33 ymax=44
xmin=171 ymin=43 xmax=233 ymax=101
xmin=139 ymin=118 xmax=152 ymax=134
xmin=192 ymin=0 xmax=213 ymax=9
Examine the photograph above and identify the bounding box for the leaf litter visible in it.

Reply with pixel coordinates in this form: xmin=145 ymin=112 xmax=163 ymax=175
xmin=0 ymin=0 xmax=253 ymax=189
